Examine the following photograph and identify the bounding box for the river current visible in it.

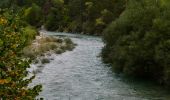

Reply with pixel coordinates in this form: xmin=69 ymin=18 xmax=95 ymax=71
xmin=30 ymin=31 xmax=170 ymax=100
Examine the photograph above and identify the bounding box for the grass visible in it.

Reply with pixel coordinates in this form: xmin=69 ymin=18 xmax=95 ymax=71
xmin=22 ymin=34 xmax=76 ymax=64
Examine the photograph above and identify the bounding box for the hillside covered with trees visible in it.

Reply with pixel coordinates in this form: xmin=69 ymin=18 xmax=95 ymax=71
xmin=0 ymin=0 xmax=126 ymax=34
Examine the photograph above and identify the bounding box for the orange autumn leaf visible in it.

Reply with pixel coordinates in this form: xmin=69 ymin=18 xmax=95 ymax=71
xmin=0 ymin=79 xmax=9 ymax=84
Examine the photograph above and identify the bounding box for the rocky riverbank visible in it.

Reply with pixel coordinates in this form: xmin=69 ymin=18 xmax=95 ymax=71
xmin=22 ymin=32 xmax=76 ymax=65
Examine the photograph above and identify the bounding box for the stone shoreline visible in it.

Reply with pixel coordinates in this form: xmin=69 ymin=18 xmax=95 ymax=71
xmin=22 ymin=32 xmax=76 ymax=65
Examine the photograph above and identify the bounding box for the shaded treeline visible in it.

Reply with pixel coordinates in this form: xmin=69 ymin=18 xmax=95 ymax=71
xmin=102 ymin=0 xmax=170 ymax=87
xmin=0 ymin=0 xmax=126 ymax=35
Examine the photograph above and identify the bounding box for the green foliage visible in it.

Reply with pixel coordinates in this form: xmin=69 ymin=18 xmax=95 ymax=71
xmin=24 ymin=3 xmax=42 ymax=27
xmin=22 ymin=26 xmax=37 ymax=45
xmin=1 ymin=0 xmax=169 ymax=89
xmin=43 ymin=0 xmax=125 ymax=34
xmin=41 ymin=58 xmax=50 ymax=64
xmin=0 ymin=0 xmax=126 ymax=34
xmin=0 ymin=10 xmax=41 ymax=99
xmin=0 ymin=0 xmax=125 ymax=34
xmin=0 ymin=0 xmax=11 ymax=8
xmin=45 ymin=0 xmax=69 ymax=31
xmin=102 ymin=0 xmax=170 ymax=86
xmin=52 ymin=0 xmax=64 ymax=6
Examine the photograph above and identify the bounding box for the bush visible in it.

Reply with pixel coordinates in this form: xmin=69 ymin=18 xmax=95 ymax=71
xmin=0 ymin=10 xmax=41 ymax=99
xmin=22 ymin=26 xmax=37 ymax=45
xmin=41 ymin=58 xmax=50 ymax=64
xmin=64 ymin=37 xmax=73 ymax=44
xmin=55 ymin=48 xmax=63 ymax=54
xmin=102 ymin=0 xmax=170 ymax=86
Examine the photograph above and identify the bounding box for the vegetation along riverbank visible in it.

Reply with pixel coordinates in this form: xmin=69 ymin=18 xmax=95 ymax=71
xmin=22 ymin=32 xmax=76 ymax=64
xmin=0 ymin=0 xmax=170 ymax=99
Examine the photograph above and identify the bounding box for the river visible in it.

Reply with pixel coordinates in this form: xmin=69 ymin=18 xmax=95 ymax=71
xmin=30 ymin=31 xmax=170 ymax=100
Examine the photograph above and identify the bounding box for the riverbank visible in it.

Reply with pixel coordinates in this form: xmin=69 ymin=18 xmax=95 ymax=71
xmin=22 ymin=32 xmax=76 ymax=64
xmin=30 ymin=31 xmax=170 ymax=99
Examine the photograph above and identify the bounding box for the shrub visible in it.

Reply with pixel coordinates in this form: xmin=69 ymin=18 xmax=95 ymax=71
xmin=22 ymin=26 xmax=37 ymax=45
xmin=41 ymin=58 xmax=50 ymax=64
xmin=0 ymin=10 xmax=41 ymax=99
xmin=55 ymin=48 xmax=63 ymax=54
xmin=64 ymin=37 xmax=73 ymax=44
xmin=102 ymin=0 xmax=170 ymax=85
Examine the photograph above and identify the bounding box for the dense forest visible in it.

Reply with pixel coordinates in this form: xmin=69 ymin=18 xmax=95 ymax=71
xmin=0 ymin=0 xmax=170 ymax=99
xmin=0 ymin=0 xmax=126 ymax=34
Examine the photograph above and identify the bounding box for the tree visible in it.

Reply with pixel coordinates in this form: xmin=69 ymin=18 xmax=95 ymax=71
xmin=24 ymin=3 xmax=42 ymax=27
xmin=45 ymin=0 xmax=70 ymax=31
xmin=0 ymin=10 xmax=42 ymax=99
xmin=102 ymin=0 xmax=170 ymax=85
